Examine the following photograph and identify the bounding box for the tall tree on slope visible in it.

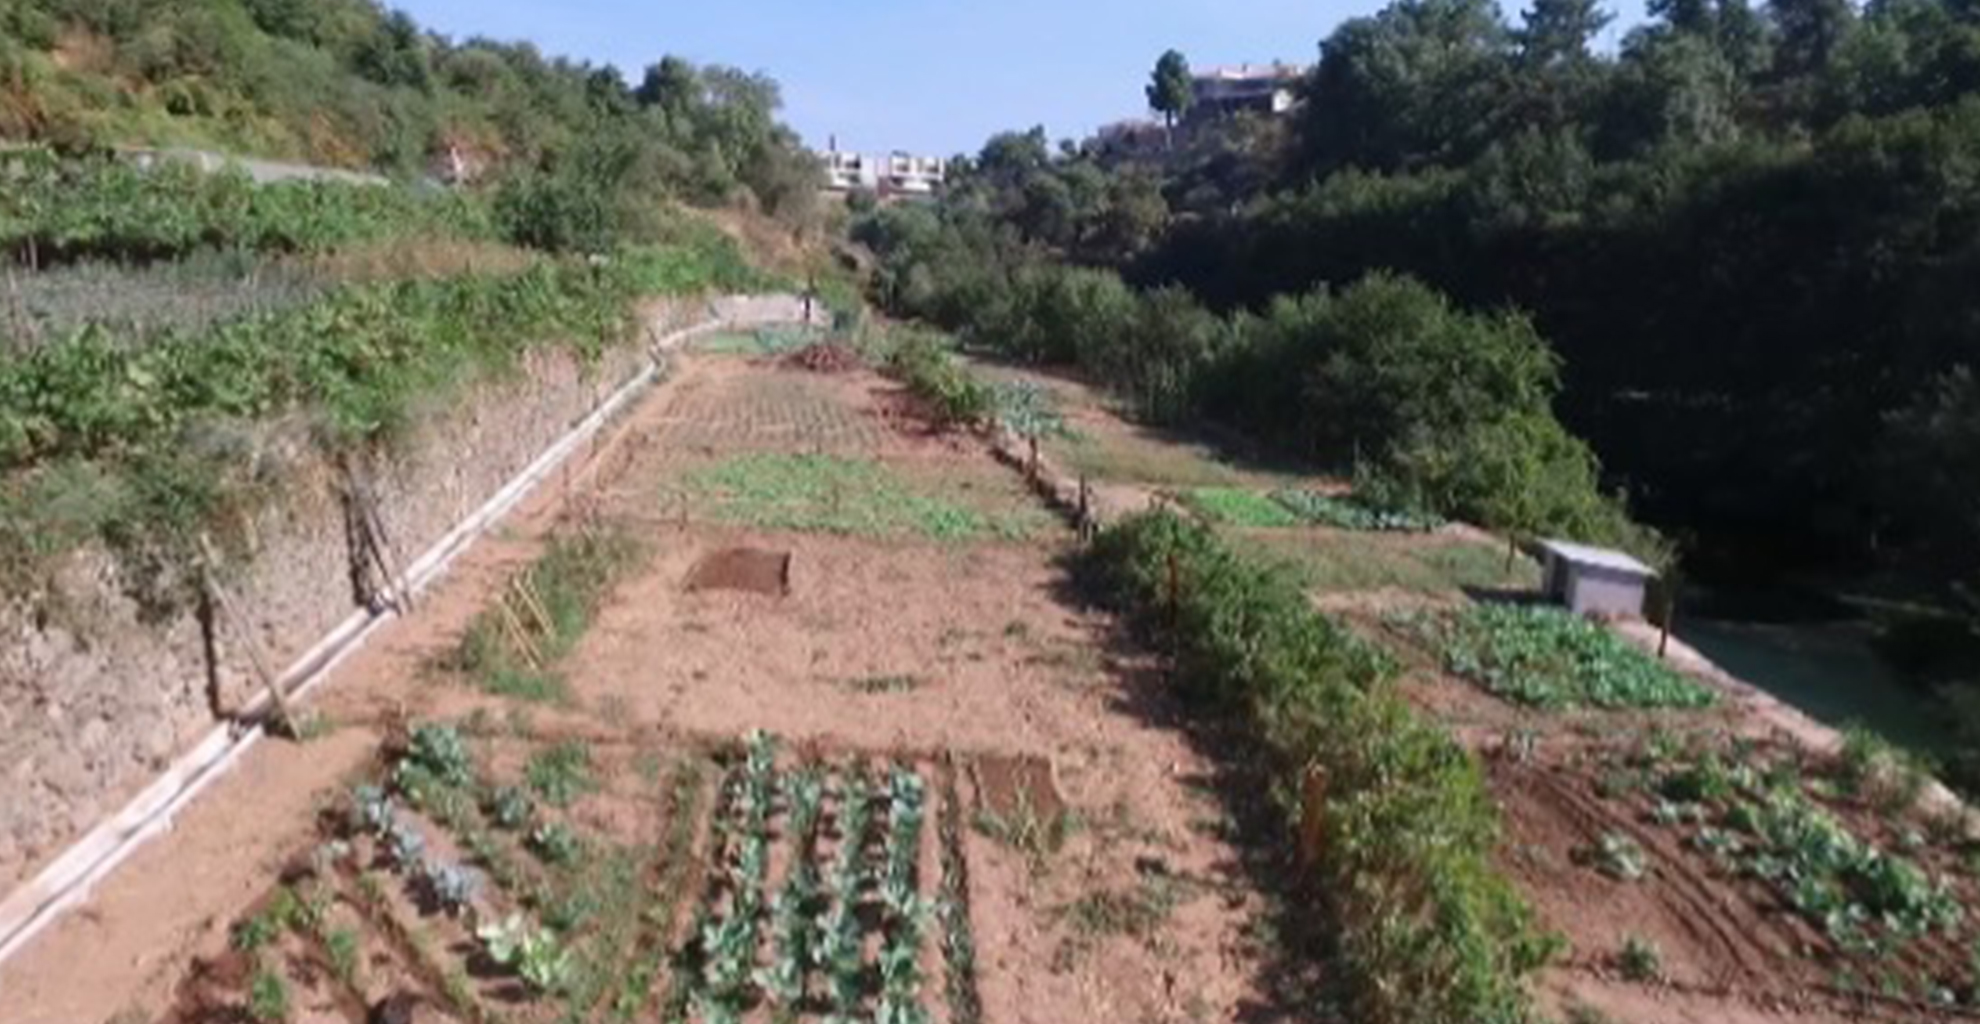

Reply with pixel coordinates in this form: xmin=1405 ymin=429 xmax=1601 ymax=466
xmin=1148 ymin=49 xmax=1196 ymax=143
xmin=1517 ymin=0 xmax=1614 ymax=65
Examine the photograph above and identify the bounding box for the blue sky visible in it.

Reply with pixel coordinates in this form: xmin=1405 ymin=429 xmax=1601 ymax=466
xmin=394 ymin=0 xmax=1649 ymax=157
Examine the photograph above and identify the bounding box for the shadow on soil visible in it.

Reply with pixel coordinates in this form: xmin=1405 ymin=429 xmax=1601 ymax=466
xmin=1047 ymin=558 xmax=1347 ymax=1024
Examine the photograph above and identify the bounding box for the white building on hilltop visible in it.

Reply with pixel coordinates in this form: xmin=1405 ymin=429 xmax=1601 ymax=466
xmin=1188 ymin=62 xmax=1307 ymax=121
xmin=820 ymin=145 xmax=947 ymax=196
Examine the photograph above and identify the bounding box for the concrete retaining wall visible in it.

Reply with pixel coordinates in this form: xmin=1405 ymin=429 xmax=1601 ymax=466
xmin=0 ymin=298 xmax=724 ymax=892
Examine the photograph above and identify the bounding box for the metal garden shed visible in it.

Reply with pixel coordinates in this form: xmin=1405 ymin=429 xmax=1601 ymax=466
xmin=1538 ymin=540 xmax=1656 ymax=618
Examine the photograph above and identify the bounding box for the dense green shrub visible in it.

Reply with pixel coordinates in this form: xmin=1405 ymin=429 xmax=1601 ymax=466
xmin=1210 ymin=274 xmax=1657 ymax=557
xmin=857 ymin=203 xmax=1651 ymax=554
xmin=1080 ymin=510 xmax=1556 ymax=1024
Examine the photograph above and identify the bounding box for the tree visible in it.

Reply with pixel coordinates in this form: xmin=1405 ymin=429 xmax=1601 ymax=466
xmin=1884 ymin=368 xmax=1980 ymax=613
xmin=1147 ymin=49 xmax=1196 ymax=131
xmin=1770 ymin=0 xmax=1856 ymax=77
xmin=1649 ymin=0 xmax=1717 ymax=35
xmin=1715 ymin=0 xmax=1771 ymax=76
xmin=635 ymin=56 xmax=699 ymax=114
xmin=1599 ymin=29 xmax=1742 ymax=154
xmin=1517 ymin=0 xmax=1614 ymax=66
xmin=1298 ymin=0 xmax=1515 ymax=174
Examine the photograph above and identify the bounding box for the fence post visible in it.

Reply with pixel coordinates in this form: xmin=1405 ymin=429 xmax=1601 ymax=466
xmin=1166 ymin=552 xmax=1181 ymax=663
xmin=1659 ymin=581 xmax=1678 ymax=660
xmin=1298 ymin=768 xmax=1328 ymax=869
xmin=1077 ymin=474 xmax=1091 ymax=542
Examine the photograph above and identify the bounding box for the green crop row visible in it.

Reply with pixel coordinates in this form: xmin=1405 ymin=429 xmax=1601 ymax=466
xmin=880 ymin=329 xmax=993 ymax=428
xmin=1271 ymin=489 xmax=1446 ymax=533
xmin=1 ymin=149 xmax=494 ymax=262
xmin=1617 ymin=736 xmax=1970 ymax=997
xmin=1078 ymin=510 xmax=1557 ymax=1024
xmin=1393 ymin=604 xmax=1718 ymax=711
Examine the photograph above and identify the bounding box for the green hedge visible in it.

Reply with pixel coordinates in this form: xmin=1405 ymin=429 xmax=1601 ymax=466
xmin=1079 ymin=510 xmax=1557 ymax=1024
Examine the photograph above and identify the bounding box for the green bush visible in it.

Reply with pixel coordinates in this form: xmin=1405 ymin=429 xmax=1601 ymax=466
xmin=1209 ymin=274 xmax=1660 ymax=558
xmin=1080 ymin=511 xmax=1555 ymax=1024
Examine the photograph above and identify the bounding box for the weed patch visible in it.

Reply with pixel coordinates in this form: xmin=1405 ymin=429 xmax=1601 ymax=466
xmin=1177 ymin=487 xmax=1303 ymax=528
xmin=680 ymin=453 xmax=1042 ymax=541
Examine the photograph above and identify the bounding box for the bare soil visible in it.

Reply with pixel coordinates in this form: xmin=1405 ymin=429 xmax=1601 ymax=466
xmin=971 ymin=756 xmax=1067 ymax=826
xmin=683 ymin=547 xmax=791 ymax=596
xmin=1 ymin=350 xmax=1294 ymax=1024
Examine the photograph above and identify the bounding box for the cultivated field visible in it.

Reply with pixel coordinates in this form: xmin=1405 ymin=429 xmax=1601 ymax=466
xmin=10 ymin=340 xmax=1979 ymax=1024
xmin=3 ymin=340 xmax=1298 ymax=1024
xmin=976 ymin=364 xmax=1980 ymax=1024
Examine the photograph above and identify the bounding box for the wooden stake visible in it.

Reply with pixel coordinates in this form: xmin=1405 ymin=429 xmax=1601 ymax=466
xmin=512 ymin=575 xmax=557 ymax=639
xmin=197 ymin=535 xmax=296 ymax=737
xmin=359 ymin=481 xmax=413 ymax=613
xmin=1659 ymin=581 xmax=1677 ymax=660
xmin=342 ymin=460 xmax=414 ymax=613
xmin=497 ymin=596 xmax=544 ymax=669
xmin=1077 ymin=474 xmax=1092 ymax=542
xmin=1166 ymin=552 xmax=1181 ymax=662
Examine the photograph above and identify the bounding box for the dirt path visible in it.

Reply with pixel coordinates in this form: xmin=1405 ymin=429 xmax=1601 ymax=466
xmin=0 ymin=348 xmax=1293 ymax=1024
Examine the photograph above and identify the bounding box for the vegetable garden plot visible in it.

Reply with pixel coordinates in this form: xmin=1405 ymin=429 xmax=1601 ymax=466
xmin=150 ymin=726 xmax=983 ymax=1024
xmin=1388 ymin=604 xmax=1720 ymax=711
xmin=155 ymin=723 xmax=707 ymax=1024
xmin=666 ymin=731 xmax=978 ymax=1024
xmin=1601 ymin=734 xmax=1980 ymax=1007
xmin=1491 ymin=729 xmax=1980 ymax=1017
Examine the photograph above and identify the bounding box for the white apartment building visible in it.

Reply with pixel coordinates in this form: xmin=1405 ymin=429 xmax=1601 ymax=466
xmin=820 ymin=148 xmax=948 ymax=196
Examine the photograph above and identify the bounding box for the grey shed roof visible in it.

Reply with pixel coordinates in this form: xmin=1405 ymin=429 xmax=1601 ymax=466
xmin=1538 ymin=539 xmax=1656 ymax=578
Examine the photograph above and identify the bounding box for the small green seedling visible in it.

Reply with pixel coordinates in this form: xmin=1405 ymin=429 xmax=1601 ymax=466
xmin=1618 ymin=934 xmax=1663 ymax=982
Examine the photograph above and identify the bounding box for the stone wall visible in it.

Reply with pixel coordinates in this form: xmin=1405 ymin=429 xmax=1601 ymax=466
xmin=0 ymin=298 xmax=712 ymax=892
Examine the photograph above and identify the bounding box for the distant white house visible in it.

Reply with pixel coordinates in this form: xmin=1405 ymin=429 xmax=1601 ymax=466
xmin=819 ymin=146 xmax=947 ymax=196
xmin=1187 ymin=62 xmax=1307 ymax=122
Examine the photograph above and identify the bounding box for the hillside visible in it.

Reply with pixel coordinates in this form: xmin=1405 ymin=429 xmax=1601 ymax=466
xmin=0 ymin=0 xmax=817 ymax=217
